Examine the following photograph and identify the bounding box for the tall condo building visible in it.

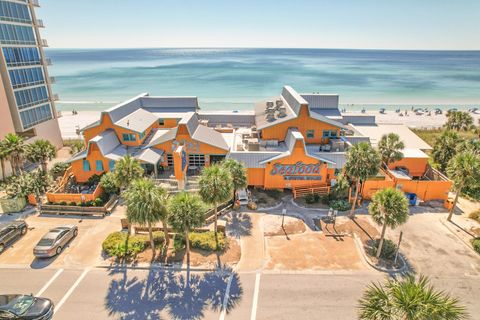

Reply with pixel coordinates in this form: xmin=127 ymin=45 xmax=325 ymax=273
xmin=0 ymin=0 xmax=62 ymax=149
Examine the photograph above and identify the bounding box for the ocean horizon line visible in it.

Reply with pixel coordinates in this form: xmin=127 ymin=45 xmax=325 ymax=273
xmin=45 ymin=47 xmax=480 ymax=52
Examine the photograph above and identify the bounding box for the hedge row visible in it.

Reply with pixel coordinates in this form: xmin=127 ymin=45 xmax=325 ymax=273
xmin=174 ymin=231 xmax=227 ymax=252
xmin=102 ymin=231 xmax=165 ymax=258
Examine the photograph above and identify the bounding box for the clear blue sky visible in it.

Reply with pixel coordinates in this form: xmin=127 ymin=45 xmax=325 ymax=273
xmin=38 ymin=0 xmax=480 ymax=49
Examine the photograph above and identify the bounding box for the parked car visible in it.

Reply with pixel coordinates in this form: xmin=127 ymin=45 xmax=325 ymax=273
xmin=0 ymin=294 xmax=53 ymax=319
xmin=237 ymin=189 xmax=249 ymax=206
xmin=33 ymin=225 xmax=78 ymax=258
xmin=0 ymin=221 xmax=28 ymax=254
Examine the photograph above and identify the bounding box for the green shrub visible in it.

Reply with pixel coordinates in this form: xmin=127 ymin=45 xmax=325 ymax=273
xmin=100 ymin=172 xmax=119 ymax=195
xmin=136 ymin=231 xmax=165 ymax=247
xmin=50 ymin=162 xmax=69 ymax=178
xmin=69 ymin=202 xmax=76 ymax=206
xmin=173 ymin=231 xmax=226 ymax=252
xmin=468 ymin=210 xmax=480 ymax=223
xmin=305 ymin=193 xmax=320 ymax=204
xmin=76 ymin=202 xmax=83 ymax=206
xmin=58 ymin=201 xmax=67 ymax=206
xmin=329 ymin=199 xmax=350 ymax=211
xmin=369 ymin=239 xmax=398 ymax=260
xmin=87 ymin=174 xmax=102 ymax=186
xmin=472 ymin=238 xmax=480 ymax=254
xmin=94 ymin=197 xmax=104 ymax=207
xmin=102 ymin=232 xmax=146 ymax=258
xmin=85 ymin=200 xmax=94 ymax=207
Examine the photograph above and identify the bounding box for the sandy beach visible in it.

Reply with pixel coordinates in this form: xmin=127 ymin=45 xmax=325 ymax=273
xmin=58 ymin=109 xmax=480 ymax=139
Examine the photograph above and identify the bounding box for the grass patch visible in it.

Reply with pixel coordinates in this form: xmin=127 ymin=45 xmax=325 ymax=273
xmin=173 ymin=231 xmax=227 ymax=252
xmin=472 ymin=238 xmax=480 ymax=254
xmin=102 ymin=231 xmax=165 ymax=259
xmin=468 ymin=210 xmax=480 ymax=223
xmin=412 ymin=128 xmax=477 ymax=148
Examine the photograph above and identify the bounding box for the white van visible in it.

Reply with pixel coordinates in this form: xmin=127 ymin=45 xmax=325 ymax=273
xmin=237 ymin=189 xmax=249 ymax=206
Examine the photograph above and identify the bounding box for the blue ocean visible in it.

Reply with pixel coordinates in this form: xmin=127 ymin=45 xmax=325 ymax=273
xmin=45 ymin=48 xmax=480 ymax=111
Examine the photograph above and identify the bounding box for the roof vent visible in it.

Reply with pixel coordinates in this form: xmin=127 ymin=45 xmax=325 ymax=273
xmin=265 ymin=113 xmax=276 ymax=122
xmin=275 ymin=99 xmax=283 ymax=108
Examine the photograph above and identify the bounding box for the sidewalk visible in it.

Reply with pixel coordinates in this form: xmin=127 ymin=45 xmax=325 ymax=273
xmin=235 ymin=212 xmax=265 ymax=272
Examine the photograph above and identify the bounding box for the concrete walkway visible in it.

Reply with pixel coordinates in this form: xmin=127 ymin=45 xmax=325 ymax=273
xmin=234 ymin=212 xmax=265 ymax=272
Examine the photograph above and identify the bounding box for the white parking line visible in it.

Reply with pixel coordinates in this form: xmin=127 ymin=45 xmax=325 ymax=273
xmin=54 ymin=268 xmax=90 ymax=314
xmin=219 ymin=273 xmax=234 ymax=320
xmin=250 ymin=272 xmax=261 ymax=320
xmin=36 ymin=268 xmax=64 ymax=297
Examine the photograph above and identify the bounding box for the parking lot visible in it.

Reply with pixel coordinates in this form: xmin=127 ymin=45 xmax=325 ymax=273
xmin=0 ymin=209 xmax=123 ymax=269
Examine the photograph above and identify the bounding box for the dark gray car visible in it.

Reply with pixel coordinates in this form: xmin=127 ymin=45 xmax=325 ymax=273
xmin=0 ymin=294 xmax=54 ymax=319
xmin=33 ymin=225 xmax=78 ymax=258
xmin=0 ymin=221 xmax=28 ymax=254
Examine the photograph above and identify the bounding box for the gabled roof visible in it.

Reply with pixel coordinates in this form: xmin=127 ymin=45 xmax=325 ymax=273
xmin=66 ymin=149 xmax=88 ymax=163
xmin=89 ymin=129 xmax=120 ymax=155
xmin=134 ymin=148 xmax=164 ymax=164
xmin=146 ymin=128 xmax=178 ymax=147
xmin=227 ymin=151 xmax=282 ymax=168
xmin=115 ymin=108 xmax=159 ymax=133
xmin=351 ymin=124 xmax=432 ymax=150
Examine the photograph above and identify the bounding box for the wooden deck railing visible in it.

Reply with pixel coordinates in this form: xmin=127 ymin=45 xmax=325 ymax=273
xmin=292 ymin=184 xmax=331 ymax=199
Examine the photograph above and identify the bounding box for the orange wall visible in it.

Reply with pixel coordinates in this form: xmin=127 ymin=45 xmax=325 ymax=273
xmin=247 ymin=168 xmax=265 ymax=186
xmin=262 ymin=141 xmax=329 ymax=189
xmin=47 ymin=185 xmax=104 ymax=203
xmin=71 ymin=144 xmax=110 ymax=182
xmin=388 ymin=157 xmax=428 ymax=177
xmin=395 ymin=180 xmax=452 ymax=201
xmin=261 ymin=106 xmax=340 ymax=143
xmin=361 ymin=178 xmax=396 ymax=200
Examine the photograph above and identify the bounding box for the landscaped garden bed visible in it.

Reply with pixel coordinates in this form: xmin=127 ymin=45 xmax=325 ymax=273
xmin=251 ymin=188 xmax=285 ymax=208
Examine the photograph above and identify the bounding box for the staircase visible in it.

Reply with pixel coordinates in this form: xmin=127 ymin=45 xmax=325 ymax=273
xmin=185 ymin=176 xmax=200 ymax=192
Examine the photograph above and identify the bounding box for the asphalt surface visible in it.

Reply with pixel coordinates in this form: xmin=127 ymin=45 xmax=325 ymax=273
xmin=1 ymin=266 xmax=479 ymax=320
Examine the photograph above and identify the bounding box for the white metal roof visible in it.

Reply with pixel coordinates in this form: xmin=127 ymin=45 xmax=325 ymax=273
xmin=115 ymin=108 xmax=158 ymax=133
xmin=301 ymin=94 xmax=339 ymax=109
xmin=134 ymin=148 xmax=164 ymax=164
xmin=90 ymin=129 xmax=120 ymax=155
xmin=402 ymin=148 xmax=430 ymax=159
xmin=351 ymin=124 xmax=432 ymax=150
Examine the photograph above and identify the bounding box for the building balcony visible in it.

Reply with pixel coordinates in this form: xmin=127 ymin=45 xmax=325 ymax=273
xmin=29 ymin=0 xmax=40 ymax=7
xmin=34 ymin=19 xmax=44 ymax=28
xmin=51 ymin=93 xmax=59 ymax=101
xmin=40 ymin=39 xmax=48 ymax=47
xmin=42 ymin=58 xmax=52 ymax=66
xmin=47 ymin=76 xmax=56 ymax=84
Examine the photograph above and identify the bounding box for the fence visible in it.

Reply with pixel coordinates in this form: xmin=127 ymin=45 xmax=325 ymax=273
xmin=46 ymin=184 xmax=104 ymax=204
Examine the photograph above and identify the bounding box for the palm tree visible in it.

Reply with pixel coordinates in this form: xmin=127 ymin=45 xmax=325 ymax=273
xmin=222 ymin=158 xmax=248 ymax=201
xmin=113 ymin=155 xmax=144 ymax=190
xmin=168 ymin=192 xmax=205 ymax=265
xmin=445 ymin=111 xmax=473 ymax=131
xmin=446 ymin=151 xmax=480 ymax=221
xmin=25 ymin=139 xmax=56 ymax=172
xmin=368 ymin=188 xmax=409 ymax=258
xmin=0 ymin=140 xmax=8 ymax=181
xmin=432 ymin=130 xmax=462 ymax=172
xmin=3 ymin=133 xmax=25 ymax=175
xmin=345 ymin=142 xmax=381 ymax=217
xmin=123 ymin=178 xmax=165 ymax=259
xmin=358 ymin=274 xmax=468 ymax=320
xmin=198 ymin=164 xmax=232 ymax=246
xmin=157 ymin=186 xmax=171 ymax=250
xmin=378 ymin=133 xmax=404 ymax=167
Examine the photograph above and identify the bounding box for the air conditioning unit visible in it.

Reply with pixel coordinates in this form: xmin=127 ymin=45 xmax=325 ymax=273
xmin=248 ymin=142 xmax=260 ymax=151
xmin=275 ymin=99 xmax=284 ymax=107
xmin=265 ymin=113 xmax=275 ymax=122
xmin=266 ymin=101 xmax=274 ymax=108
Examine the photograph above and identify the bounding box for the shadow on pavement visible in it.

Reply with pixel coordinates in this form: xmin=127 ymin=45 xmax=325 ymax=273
xmin=105 ymin=265 xmax=243 ymax=319
xmin=223 ymin=211 xmax=252 ymax=239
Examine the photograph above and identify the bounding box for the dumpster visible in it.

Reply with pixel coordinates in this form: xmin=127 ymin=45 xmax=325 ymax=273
xmin=405 ymin=193 xmax=417 ymax=206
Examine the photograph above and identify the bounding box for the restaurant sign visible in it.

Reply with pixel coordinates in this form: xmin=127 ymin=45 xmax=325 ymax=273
xmin=270 ymin=161 xmax=321 ymax=176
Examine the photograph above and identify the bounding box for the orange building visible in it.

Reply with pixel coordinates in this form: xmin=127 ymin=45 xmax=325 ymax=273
xmin=68 ymin=86 xmax=451 ymax=201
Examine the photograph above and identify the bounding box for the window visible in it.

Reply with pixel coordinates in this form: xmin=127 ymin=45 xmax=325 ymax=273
xmin=9 ymin=67 xmax=45 ymax=89
xmin=306 ymin=130 xmax=314 ymax=138
xmin=158 ymin=119 xmax=165 ymax=126
xmin=167 ymin=154 xmax=173 ymax=166
xmin=2 ymin=47 xmax=41 ymax=67
xmin=95 ymin=160 xmax=103 ymax=171
xmin=0 ymin=1 xmax=31 ymax=23
xmin=139 ymin=131 xmax=145 ymax=140
xmin=322 ymin=130 xmax=338 ymax=138
xmin=122 ymin=133 xmax=136 ymax=142
xmin=109 ymin=160 xmax=115 ymax=171
xmin=14 ymin=85 xmax=49 ymax=109
xmin=0 ymin=24 xmax=36 ymax=45
xmin=19 ymin=103 xmax=53 ymax=129
xmin=83 ymin=160 xmax=91 ymax=171
xmin=188 ymin=154 xmax=205 ymax=167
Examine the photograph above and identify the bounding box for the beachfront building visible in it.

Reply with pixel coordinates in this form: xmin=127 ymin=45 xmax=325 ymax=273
xmin=0 ymin=0 xmax=62 ymax=158
xmin=69 ymin=86 xmax=451 ymax=202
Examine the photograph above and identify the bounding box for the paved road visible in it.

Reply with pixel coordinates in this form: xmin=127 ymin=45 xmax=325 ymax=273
xmin=1 ymin=266 xmax=479 ymax=319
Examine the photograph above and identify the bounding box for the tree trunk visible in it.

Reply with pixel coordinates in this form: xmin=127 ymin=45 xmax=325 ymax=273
xmin=214 ymin=203 xmax=219 ymax=249
xmin=447 ymin=184 xmax=463 ymax=221
xmin=350 ymin=180 xmax=361 ymax=218
xmin=376 ymin=221 xmax=388 ymax=259
xmin=233 ymin=188 xmax=236 ymax=202
xmin=148 ymin=222 xmax=155 ymax=259
xmin=185 ymin=230 xmax=190 ymax=266
xmin=162 ymin=219 xmax=170 ymax=249
xmin=41 ymin=160 xmax=48 ymax=173
xmin=0 ymin=159 xmax=5 ymax=181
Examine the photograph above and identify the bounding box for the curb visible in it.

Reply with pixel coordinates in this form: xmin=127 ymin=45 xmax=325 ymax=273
xmin=439 ymin=218 xmax=479 ymax=256
xmin=353 ymin=234 xmax=409 ymax=274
